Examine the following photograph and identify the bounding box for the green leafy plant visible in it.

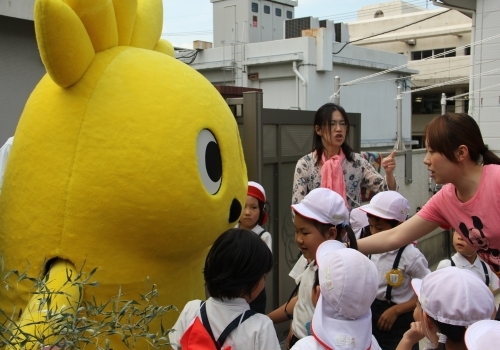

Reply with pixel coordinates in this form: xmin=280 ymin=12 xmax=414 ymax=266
xmin=0 ymin=259 xmax=177 ymax=350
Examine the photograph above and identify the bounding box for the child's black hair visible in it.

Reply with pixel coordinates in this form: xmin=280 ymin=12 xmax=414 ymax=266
xmin=313 ymin=270 xmax=319 ymax=289
xmin=366 ymin=213 xmax=400 ymax=229
xmin=204 ymin=228 xmax=273 ymax=300
xmin=431 ymin=317 xmax=466 ymax=350
xmin=256 ymin=199 xmax=267 ymax=226
xmin=312 ymin=221 xmax=358 ymax=250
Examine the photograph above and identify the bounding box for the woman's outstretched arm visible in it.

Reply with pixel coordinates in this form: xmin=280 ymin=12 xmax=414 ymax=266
xmin=357 ymin=215 xmax=439 ymax=255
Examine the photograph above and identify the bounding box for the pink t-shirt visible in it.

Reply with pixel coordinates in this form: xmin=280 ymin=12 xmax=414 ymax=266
xmin=418 ymin=165 xmax=500 ymax=277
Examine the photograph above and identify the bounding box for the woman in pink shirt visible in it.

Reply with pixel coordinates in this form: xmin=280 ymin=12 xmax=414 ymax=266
xmin=358 ymin=113 xmax=500 ymax=279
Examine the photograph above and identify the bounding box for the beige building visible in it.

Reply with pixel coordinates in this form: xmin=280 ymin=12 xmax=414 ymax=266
xmin=348 ymin=1 xmax=472 ymax=147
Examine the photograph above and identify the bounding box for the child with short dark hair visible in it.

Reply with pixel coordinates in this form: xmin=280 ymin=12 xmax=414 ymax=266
xmin=436 ymin=230 xmax=499 ymax=292
xmin=360 ymin=191 xmax=430 ymax=350
xmin=267 ymin=188 xmax=357 ymax=349
xmin=169 ymin=228 xmax=280 ymax=350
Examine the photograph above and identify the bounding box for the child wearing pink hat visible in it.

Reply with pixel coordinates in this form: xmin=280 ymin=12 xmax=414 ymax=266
xmin=237 ymin=181 xmax=271 ymax=314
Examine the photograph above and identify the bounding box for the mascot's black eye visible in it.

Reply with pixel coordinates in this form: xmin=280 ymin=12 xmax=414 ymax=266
xmin=196 ymin=129 xmax=222 ymax=195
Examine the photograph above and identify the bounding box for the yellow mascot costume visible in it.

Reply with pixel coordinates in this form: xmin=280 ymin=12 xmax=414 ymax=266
xmin=0 ymin=0 xmax=247 ymax=348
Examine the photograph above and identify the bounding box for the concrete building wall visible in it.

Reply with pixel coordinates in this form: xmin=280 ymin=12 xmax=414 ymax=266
xmin=191 ymin=35 xmax=414 ymax=148
xmin=0 ymin=0 xmax=34 ymax=20
xmin=472 ymin=0 xmax=500 ymax=151
xmin=0 ymin=15 xmax=46 ymax=144
xmin=357 ymin=0 xmax=424 ymax=21
xmin=211 ymin=0 xmax=296 ymax=47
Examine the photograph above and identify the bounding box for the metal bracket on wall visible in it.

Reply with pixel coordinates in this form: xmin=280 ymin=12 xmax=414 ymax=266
xmin=405 ymin=149 xmax=413 ymax=184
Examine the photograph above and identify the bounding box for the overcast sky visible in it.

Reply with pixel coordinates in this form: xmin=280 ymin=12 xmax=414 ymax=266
xmin=162 ymin=0 xmax=438 ymax=48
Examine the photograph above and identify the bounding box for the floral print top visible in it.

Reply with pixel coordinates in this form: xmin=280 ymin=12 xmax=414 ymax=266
xmin=292 ymin=152 xmax=397 ymax=209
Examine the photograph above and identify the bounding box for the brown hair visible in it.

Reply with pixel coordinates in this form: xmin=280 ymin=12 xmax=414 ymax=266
xmin=425 ymin=113 xmax=500 ymax=165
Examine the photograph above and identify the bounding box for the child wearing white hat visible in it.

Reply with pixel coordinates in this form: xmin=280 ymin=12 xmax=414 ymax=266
xmin=360 ymin=191 xmax=430 ymax=350
xmin=397 ymin=267 xmax=495 ymax=350
xmin=464 ymin=320 xmax=500 ymax=350
xmin=267 ymin=188 xmax=357 ymax=349
xmin=291 ymin=240 xmax=382 ymax=350
xmin=350 ymin=207 xmax=370 ymax=239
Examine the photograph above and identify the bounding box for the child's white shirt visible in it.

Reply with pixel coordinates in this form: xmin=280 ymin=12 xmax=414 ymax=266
xmin=290 ymin=334 xmax=382 ymax=350
xmin=370 ymin=244 xmax=430 ymax=304
xmin=251 ymin=224 xmax=272 ymax=252
xmin=289 ymin=256 xmax=317 ymax=339
xmin=437 ymin=252 xmax=500 ymax=290
xmin=169 ymin=297 xmax=280 ymax=350
xmin=235 ymin=223 xmax=272 ymax=252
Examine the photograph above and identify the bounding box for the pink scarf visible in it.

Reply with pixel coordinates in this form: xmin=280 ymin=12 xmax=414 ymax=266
xmin=320 ymin=149 xmax=348 ymax=208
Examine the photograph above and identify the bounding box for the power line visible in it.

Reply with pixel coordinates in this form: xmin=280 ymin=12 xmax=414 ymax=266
xmin=341 ymin=32 xmax=500 ymax=86
xmin=333 ymin=9 xmax=452 ymax=55
xmin=402 ymin=67 xmax=500 ymax=94
xmin=342 ymin=58 xmax=500 ymax=86
xmin=446 ymin=83 xmax=500 ymax=100
xmin=162 ymin=30 xmax=213 ymax=36
xmin=165 ymin=12 xmax=210 ymax=20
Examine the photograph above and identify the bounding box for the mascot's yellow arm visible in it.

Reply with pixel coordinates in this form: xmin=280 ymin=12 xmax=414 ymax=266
xmin=8 ymin=260 xmax=81 ymax=350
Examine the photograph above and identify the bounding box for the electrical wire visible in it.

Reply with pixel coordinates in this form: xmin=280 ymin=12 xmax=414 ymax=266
xmin=341 ymin=58 xmax=500 ymax=86
xmin=162 ymin=30 xmax=213 ymax=36
xmin=332 ymin=9 xmax=452 ymax=55
xmin=341 ymin=32 xmax=500 ymax=86
xmin=446 ymin=83 xmax=500 ymax=100
xmin=402 ymin=67 xmax=500 ymax=94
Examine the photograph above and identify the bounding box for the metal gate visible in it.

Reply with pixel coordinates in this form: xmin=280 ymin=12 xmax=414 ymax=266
xmin=227 ymin=92 xmax=361 ymax=337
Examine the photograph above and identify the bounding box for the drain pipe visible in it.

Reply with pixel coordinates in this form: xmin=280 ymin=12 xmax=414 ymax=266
xmin=431 ymin=0 xmax=476 ymax=115
xmin=293 ymin=61 xmax=307 ymax=110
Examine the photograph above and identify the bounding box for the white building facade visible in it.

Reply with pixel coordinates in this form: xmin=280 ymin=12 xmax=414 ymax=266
xmin=348 ymin=2 xmax=472 ymax=146
xmin=189 ymin=0 xmax=415 ymax=149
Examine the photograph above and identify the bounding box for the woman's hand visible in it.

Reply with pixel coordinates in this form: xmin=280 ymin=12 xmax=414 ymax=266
xmin=382 ymin=150 xmax=397 ymax=175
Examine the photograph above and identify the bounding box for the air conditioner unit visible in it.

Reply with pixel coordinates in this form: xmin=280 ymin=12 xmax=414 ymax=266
xmin=285 ymin=17 xmax=320 ymax=39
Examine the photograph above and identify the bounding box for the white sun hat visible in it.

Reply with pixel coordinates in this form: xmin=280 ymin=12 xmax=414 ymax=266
xmin=410 ymin=267 xmax=495 ymax=327
xmin=465 ymin=319 xmax=500 ymax=350
xmin=311 ymin=241 xmax=378 ymax=350
xmin=359 ymin=190 xmax=410 ymax=223
xmin=291 ymin=188 xmax=349 ymax=225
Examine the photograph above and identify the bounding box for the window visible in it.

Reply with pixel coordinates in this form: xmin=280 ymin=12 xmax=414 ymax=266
xmin=422 ymin=50 xmax=432 ymax=59
xmin=465 ymin=47 xmax=471 ymax=55
xmin=251 ymin=2 xmax=258 ymax=13
xmin=286 ymin=10 xmax=293 ymax=19
xmin=411 ymin=48 xmax=457 ymax=60
xmin=374 ymin=10 xmax=384 ymax=18
xmin=275 ymin=8 xmax=282 ymax=17
xmin=433 ymin=48 xmax=445 ymax=57
xmin=264 ymin=5 xmax=270 ymax=14
xmin=444 ymin=48 xmax=456 ymax=57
